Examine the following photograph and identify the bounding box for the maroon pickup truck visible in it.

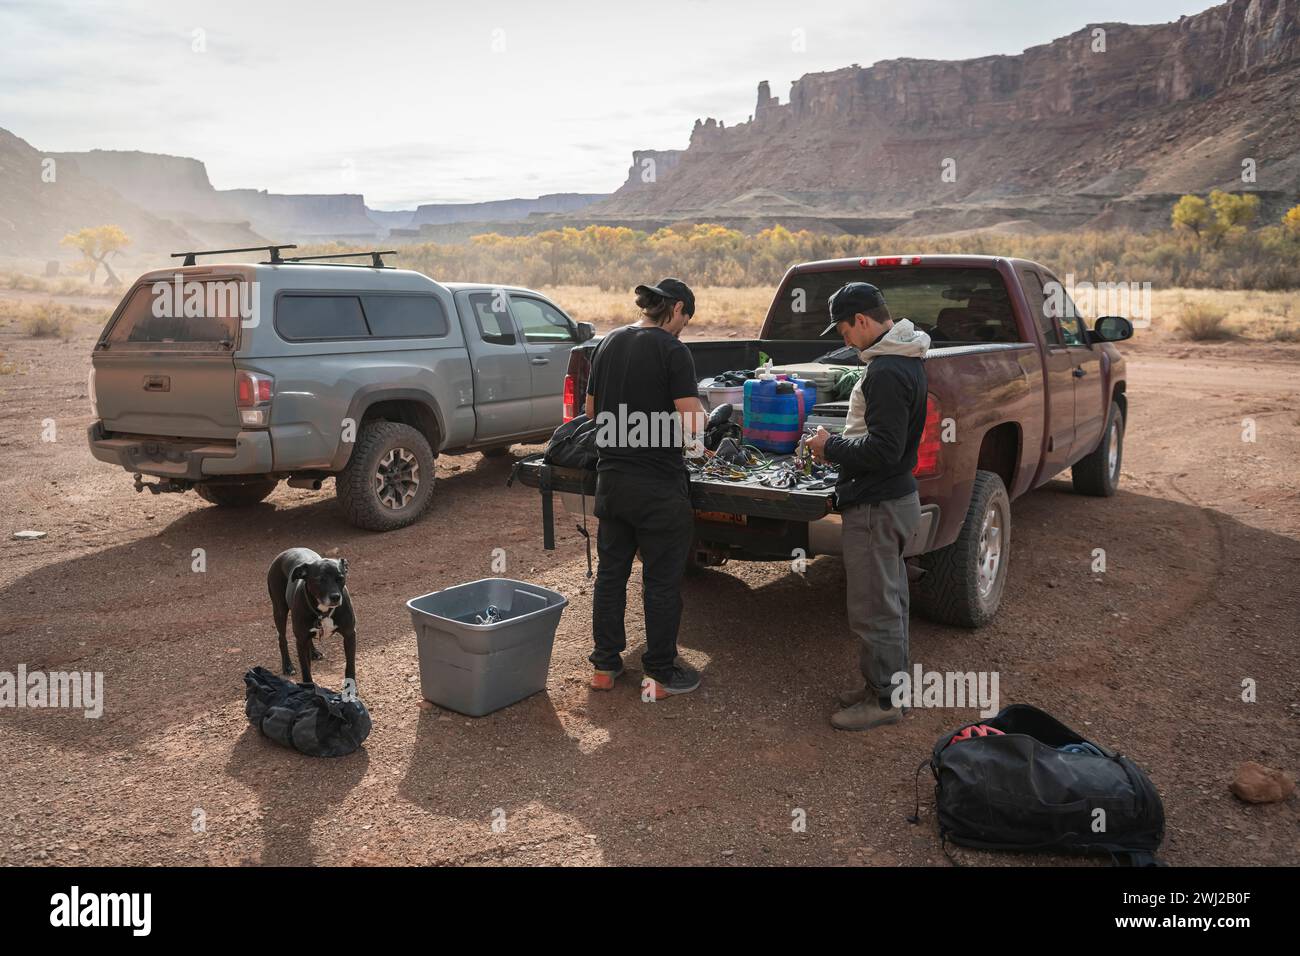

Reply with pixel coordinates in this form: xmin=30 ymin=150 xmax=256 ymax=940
xmin=513 ymin=255 xmax=1132 ymax=627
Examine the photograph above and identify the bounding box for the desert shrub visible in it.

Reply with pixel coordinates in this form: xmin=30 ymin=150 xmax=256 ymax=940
xmin=22 ymin=304 xmax=67 ymax=338
xmin=1176 ymin=302 xmax=1232 ymax=341
xmin=264 ymin=222 xmax=1300 ymax=294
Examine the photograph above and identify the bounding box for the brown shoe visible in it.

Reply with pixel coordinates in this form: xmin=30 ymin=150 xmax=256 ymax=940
xmin=830 ymin=698 xmax=903 ymax=732
xmin=837 ymin=684 xmax=870 ymax=708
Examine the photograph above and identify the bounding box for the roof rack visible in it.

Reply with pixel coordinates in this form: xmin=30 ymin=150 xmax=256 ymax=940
xmin=280 ymin=250 xmax=399 ymax=269
xmin=170 ymin=244 xmax=297 ymax=266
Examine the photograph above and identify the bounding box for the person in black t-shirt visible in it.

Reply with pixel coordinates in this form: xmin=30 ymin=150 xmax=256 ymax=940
xmin=584 ymin=278 xmax=706 ymax=699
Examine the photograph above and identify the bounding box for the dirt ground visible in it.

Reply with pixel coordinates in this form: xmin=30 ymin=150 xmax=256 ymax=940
xmin=1 ymin=312 xmax=1297 ymax=867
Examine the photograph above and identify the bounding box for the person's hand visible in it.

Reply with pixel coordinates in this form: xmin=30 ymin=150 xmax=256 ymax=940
xmin=805 ymin=426 xmax=832 ymax=462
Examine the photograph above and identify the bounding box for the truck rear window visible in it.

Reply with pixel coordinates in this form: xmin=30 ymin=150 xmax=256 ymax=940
xmin=767 ymin=267 xmax=1021 ymax=345
xmin=105 ymin=279 xmax=246 ymax=348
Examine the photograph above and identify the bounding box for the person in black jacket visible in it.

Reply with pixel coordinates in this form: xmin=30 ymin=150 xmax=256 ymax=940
xmin=805 ymin=282 xmax=930 ymax=731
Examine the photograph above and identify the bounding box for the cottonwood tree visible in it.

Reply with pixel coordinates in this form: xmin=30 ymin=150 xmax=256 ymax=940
xmin=1172 ymin=191 xmax=1259 ymax=248
xmin=61 ymin=225 xmax=130 ymax=286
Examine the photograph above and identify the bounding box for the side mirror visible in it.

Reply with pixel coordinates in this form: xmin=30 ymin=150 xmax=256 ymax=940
xmin=1089 ymin=316 xmax=1133 ymax=343
xmin=575 ymin=321 xmax=595 ymax=343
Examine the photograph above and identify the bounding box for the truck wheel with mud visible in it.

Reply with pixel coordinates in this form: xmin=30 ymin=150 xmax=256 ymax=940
xmin=915 ymin=470 xmax=1010 ymax=628
xmin=1072 ymin=401 xmax=1124 ymax=497
xmin=194 ymin=479 xmax=278 ymax=507
xmin=336 ymin=421 xmax=436 ymax=531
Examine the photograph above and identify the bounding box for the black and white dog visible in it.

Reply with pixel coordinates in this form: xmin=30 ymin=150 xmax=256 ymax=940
xmin=267 ymin=547 xmax=358 ymax=701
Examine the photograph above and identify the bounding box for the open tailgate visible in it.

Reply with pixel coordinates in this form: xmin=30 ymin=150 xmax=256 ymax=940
xmin=509 ymin=458 xmax=835 ymax=550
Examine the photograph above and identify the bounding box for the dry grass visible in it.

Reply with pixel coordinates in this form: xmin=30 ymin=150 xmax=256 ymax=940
xmin=1149 ymin=289 xmax=1298 ymax=342
xmin=541 ymin=284 xmax=774 ymax=335
xmin=0 ymin=270 xmax=117 ymax=298
xmin=1 ymin=299 xmax=107 ymax=340
xmin=545 ymin=284 xmax=1300 ymax=342
xmin=23 ymin=305 xmax=68 ymax=338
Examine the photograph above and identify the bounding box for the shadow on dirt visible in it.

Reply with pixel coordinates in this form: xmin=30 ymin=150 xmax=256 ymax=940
xmin=225 ymin=726 xmax=370 ymax=865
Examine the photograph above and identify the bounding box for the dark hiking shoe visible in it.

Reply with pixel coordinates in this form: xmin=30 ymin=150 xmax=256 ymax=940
xmin=838 ymin=684 xmax=910 ymax=711
xmin=830 ymin=698 xmax=903 ymax=731
xmin=838 ymin=684 xmax=870 ymax=708
xmin=590 ymin=662 xmax=625 ymax=691
xmin=641 ymin=663 xmax=701 ymax=700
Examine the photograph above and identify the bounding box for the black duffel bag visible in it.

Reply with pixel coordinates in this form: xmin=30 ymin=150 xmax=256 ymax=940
xmin=244 ymin=666 xmax=371 ymax=758
xmin=543 ymin=413 xmax=600 ymax=469
xmin=506 ymin=415 xmax=601 ymax=572
xmin=925 ymin=704 xmax=1164 ymax=865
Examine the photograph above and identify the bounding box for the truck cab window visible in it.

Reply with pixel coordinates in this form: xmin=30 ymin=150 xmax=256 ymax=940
xmin=1017 ymin=268 xmax=1062 ymax=347
xmin=509 ymin=296 xmax=575 ymax=343
xmin=1040 ymin=272 xmax=1086 ymax=346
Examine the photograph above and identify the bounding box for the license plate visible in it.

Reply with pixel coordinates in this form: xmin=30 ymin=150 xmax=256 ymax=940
xmin=695 ymin=510 xmax=746 ymax=525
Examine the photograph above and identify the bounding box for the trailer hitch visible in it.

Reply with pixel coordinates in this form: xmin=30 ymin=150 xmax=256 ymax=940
xmin=133 ymin=473 xmax=192 ymax=495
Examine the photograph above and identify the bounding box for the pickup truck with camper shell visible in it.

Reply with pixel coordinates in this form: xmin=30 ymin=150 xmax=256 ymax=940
xmin=87 ymin=246 xmax=594 ymax=531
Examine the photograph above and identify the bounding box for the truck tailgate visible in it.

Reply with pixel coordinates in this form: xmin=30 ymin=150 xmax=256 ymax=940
xmin=511 ymin=459 xmax=834 ymax=523
xmin=93 ymin=351 xmax=241 ymax=440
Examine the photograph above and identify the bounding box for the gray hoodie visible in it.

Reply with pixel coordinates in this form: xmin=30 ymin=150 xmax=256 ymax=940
xmin=841 ymin=319 xmax=931 ymax=439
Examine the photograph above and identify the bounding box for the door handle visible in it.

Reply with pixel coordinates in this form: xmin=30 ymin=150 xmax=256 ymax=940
xmin=530 ymin=357 xmax=549 ymax=366
xmin=1072 ymin=367 xmax=1086 ymax=378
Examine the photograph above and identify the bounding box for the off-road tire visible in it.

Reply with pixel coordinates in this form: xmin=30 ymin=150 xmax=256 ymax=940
xmin=914 ymin=470 xmax=1010 ymax=628
xmin=1072 ymin=401 xmax=1124 ymax=497
xmin=336 ymin=421 xmax=436 ymax=532
xmin=194 ymin=479 xmax=278 ymax=507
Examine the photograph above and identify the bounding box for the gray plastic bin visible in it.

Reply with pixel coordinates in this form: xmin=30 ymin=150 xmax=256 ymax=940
xmin=407 ymin=578 xmax=569 ymax=717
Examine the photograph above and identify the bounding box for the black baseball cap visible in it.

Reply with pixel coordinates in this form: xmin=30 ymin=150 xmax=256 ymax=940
xmin=635 ymin=277 xmax=695 ymax=317
xmin=821 ymin=282 xmax=887 ymax=336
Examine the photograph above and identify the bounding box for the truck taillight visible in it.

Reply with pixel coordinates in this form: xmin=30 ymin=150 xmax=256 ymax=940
xmin=859 ymin=256 xmax=920 ymax=267
xmin=87 ymin=367 xmax=98 ymax=419
xmin=235 ymin=370 xmax=273 ymax=427
xmin=913 ymin=394 xmax=942 ymax=478
xmin=563 ymin=374 xmax=577 ymax=422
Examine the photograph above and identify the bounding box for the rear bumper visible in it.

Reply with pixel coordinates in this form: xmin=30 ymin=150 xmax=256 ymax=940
xmin=87 ymin=421 xmax=273 ymax=480
xmin=805 ymin=505 xmax=940 ymax=558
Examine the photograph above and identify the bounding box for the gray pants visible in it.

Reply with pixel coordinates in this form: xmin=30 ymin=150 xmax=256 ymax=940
xmin=841 ymin=492 xmax=922 ymax=703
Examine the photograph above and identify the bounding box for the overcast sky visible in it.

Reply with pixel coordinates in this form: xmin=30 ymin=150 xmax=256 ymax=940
xmin=0 ymin=0 xmax=1213 ymax=209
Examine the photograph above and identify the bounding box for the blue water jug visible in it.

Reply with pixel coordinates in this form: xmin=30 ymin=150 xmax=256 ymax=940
xmin=743 ymin=379 xmax=807 ymax=453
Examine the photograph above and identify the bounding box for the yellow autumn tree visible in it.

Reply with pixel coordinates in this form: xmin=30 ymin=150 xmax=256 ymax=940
xmin=1281 ymin=204 xmax=1300 ymax=238
xmin=1171 ymin=195 xmax=1211 ymax=239
xmin=61 ymin=225 xmax=130 ymax=285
